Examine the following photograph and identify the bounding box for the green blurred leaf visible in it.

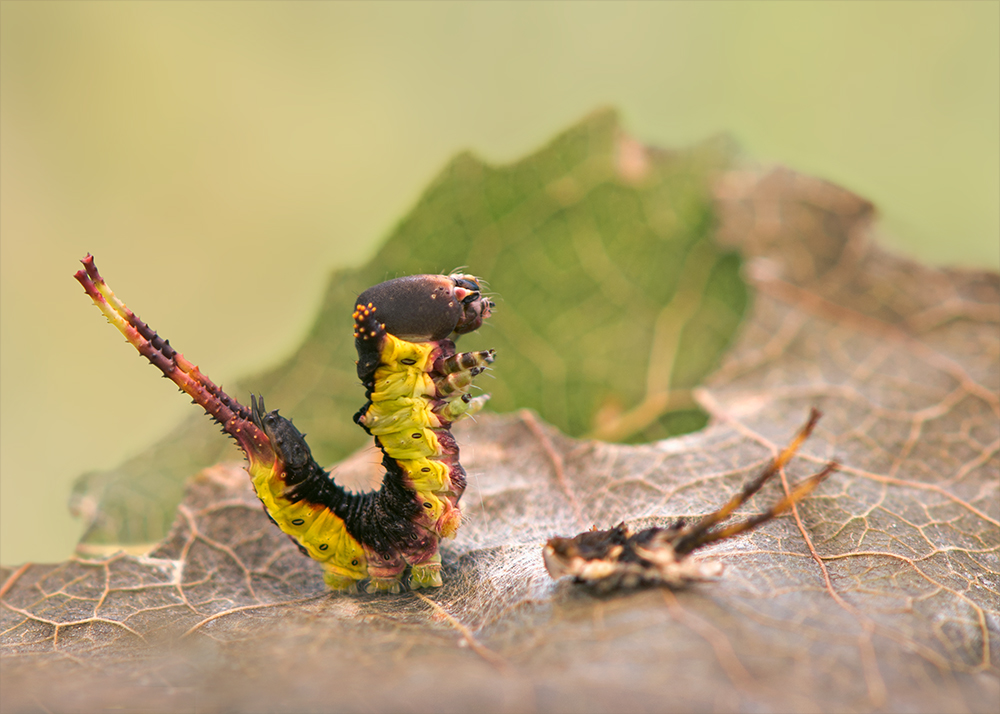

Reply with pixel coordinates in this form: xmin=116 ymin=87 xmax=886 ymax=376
xmin=71 ymin=109 xmax=744 ymax=549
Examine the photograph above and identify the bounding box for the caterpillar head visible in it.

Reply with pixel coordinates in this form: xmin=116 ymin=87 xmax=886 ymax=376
xmin=449 ymin=274 xmax=493 ymax=336
xmin=355 ymin=273 xmax=493 ymax=342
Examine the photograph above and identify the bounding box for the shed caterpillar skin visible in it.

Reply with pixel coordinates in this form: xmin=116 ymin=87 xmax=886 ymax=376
xmin=543 ymin=409 xmax=837 ymax=592
xmin=75 ymin=256 xmax=494 ymax=594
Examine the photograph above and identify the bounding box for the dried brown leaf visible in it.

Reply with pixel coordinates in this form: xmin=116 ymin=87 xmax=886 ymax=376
xmin=3 ymin=162 xmax=998 ymax=713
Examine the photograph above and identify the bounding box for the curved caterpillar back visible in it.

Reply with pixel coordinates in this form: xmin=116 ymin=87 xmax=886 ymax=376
xmin=76 ymin=256 xmax=495 ymax=594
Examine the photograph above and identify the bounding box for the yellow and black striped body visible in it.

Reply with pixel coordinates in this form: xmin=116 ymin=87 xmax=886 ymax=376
xmin=245 ymin=398 xmax=370 ymax=591
xmin=76 ymin=256 xmax=493 ymax=594
xmin=351 ymin=274 xmax=494 ymax=592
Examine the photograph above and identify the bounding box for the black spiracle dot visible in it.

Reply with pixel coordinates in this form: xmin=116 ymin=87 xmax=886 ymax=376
xmin=291 ymin=518 xmax=304 ymax=526
xmin=401 ymin=358 xmax=416 ymax=365
xmin=319 ymin=543 xmax=328 ymax=551
xmin=351 ymin=559 xmax=359 ymax=566
xmin=412 ymin=433 xmax=422 ymax=439
xmin=421 ymin=467 xmax=430 ymax=472
xmin=423 ymin=502 xmax=432 ymax=508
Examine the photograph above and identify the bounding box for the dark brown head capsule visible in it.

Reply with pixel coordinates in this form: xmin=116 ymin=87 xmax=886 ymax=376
xmin=355 ymin=274 xmax=493 ymax=342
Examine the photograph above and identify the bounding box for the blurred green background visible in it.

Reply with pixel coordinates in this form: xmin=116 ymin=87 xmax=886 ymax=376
xmin=2 ymin=1 xmax=997 ymax=566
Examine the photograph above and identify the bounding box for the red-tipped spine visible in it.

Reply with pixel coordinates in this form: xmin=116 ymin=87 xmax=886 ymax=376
xmin=74 ymin=254 xmax=273 ymax=466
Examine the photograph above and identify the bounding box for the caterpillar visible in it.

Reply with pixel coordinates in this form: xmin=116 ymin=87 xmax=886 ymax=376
xmin=75 ymin=255 xmax=494 ymax=593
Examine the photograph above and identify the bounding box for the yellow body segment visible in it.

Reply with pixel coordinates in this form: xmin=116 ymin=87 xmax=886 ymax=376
xmin=361 ymin=397 xmax=441 ymax=434
xmin=370 ymin=370 xmax=436 ymax=403
xmin=415 ymin=490 xmax=446 ymax=522
xmin=246 ymin=460 xmax=368 ymax=586
xmin=397 ymin=458 xmax=451 ymax=493
xmin=379 ymin=332 xmax=435 ymax=370
xmin=374 ymin=428 xmax=441 ymax=460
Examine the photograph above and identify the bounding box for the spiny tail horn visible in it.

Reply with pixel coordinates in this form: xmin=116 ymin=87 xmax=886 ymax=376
xmin=74 ymin=254 xmax=274 ymax=467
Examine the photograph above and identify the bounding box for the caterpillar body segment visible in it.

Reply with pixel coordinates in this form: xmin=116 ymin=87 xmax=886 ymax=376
xmin=76 ymin=257 xmax=495 ymax=594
